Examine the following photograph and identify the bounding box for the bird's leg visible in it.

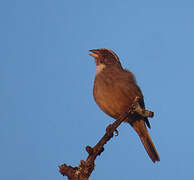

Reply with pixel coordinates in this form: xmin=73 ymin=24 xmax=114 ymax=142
xmin=130 ymin=97 xmax=154 ymax=118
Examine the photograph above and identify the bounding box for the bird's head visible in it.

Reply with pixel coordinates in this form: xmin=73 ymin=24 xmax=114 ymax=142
xmin=89 ymin=48 xmax=122 ymax=74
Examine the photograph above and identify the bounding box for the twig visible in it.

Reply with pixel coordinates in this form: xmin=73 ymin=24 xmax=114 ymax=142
xmin=59 ymin=96 xmax=154 ymax=180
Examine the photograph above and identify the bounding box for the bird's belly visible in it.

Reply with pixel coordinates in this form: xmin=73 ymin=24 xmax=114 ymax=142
xmin=94 ymin=83 xmax=131 ymax=119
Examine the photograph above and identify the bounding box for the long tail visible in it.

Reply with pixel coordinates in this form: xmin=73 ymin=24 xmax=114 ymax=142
xmin=131 ymin=119 xmax=160 ymax=163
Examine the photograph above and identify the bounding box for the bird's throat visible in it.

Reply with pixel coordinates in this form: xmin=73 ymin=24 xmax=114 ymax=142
xmin=96 ymin=64 xmax=106 ymax=75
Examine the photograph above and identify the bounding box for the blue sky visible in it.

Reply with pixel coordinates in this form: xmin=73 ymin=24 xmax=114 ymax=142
xmin=1 ymin=0 xmax=194 ymax=179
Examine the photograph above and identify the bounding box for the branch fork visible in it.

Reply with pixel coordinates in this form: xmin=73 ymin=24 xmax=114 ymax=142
xmin=59 ymin=96 xmax=154 ymax=180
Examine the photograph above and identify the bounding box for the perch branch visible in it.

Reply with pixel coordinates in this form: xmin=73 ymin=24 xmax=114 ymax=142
xmin=59 ymin=96 xmax=154 ymax=180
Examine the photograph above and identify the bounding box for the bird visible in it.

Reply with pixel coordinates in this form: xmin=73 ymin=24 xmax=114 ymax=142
xmin=89 ymin=48 xmax=160 ymax=163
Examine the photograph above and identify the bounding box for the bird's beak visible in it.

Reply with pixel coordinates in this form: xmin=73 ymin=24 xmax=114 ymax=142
xmin=89 ymin=49 xmax=100 ymax=58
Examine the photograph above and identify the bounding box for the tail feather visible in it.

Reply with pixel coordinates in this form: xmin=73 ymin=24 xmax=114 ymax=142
xmin=131 ymin=120 xmax=160 ymax=163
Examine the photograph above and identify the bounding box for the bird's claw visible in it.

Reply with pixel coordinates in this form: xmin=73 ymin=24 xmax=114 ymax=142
xmin=130 ymin=96 xmax=154 ymax=118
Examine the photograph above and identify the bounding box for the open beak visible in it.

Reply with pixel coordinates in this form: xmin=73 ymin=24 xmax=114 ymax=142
xmin=89 ymin=49 xmax=100 ymax=58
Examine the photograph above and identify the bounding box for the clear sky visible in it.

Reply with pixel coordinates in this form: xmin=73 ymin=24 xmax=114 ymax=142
xmin=1 ymin=0 xmax=194 ymax=179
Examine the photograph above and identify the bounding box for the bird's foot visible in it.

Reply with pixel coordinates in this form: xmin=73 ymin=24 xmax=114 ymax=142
xmin=130 ymin=96 xmax=154 ymax=118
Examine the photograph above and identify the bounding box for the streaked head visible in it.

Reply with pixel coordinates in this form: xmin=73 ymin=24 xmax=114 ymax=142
xmin=89 ymin=48 xmax=122 ymax=73
xmin=89 ymin=48 xmax=121 ymax=65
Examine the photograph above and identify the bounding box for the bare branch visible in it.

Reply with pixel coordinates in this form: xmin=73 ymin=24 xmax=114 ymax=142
xmin=59 ymin=96 xmax=154 ymax=179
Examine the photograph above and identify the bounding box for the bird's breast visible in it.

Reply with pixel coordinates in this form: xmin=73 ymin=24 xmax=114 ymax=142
xmin=93 ymin=69 xmax=140 ymax=119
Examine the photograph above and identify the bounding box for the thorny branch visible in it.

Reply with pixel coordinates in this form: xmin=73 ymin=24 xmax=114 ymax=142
xmin=59 ymin=96 xmax=154 ymax=180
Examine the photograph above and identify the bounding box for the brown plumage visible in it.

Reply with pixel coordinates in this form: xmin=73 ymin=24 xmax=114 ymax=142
xmin=89 ymin=48 xmax=160 ymax=163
